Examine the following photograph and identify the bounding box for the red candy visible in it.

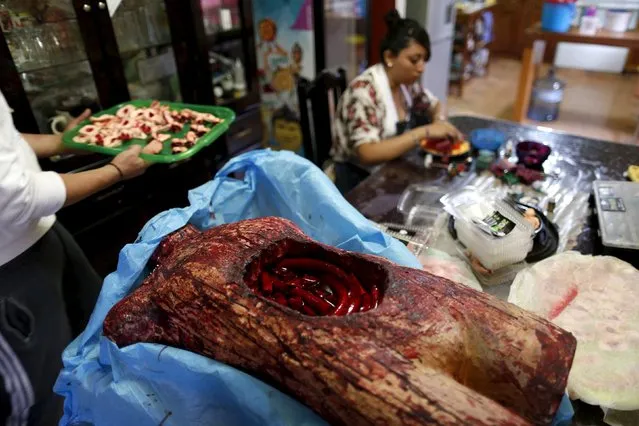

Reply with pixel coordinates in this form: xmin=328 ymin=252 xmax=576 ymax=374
xmin=255 ymin=257 xmax=382 ymax=316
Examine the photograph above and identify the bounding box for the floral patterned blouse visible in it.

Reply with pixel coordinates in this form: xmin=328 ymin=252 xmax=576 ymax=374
xmin=330 ymin=64 xmax=439 ymax=166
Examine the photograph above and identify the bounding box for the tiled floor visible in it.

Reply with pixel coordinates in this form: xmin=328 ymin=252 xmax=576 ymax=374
xmin=447 ymin=57 xmax=639 ymax=145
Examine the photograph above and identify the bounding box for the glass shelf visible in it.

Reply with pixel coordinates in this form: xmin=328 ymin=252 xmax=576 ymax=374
xmin=207 ymin=28 xmax=243 ymax=45
xmin=16 ymin=55 xmax=90 ymax=75
xmin=112 ymin=0 xmax=181 ymax=102
xmin=1 ymin=1 xmax=101 ymax=134
xmin=201 ymin=0 xmax=241 ymax=36
xmin=119 ymin=39 xmax=173 ymax=56
xmin=6 ymin=20 xmax=89 ymax=74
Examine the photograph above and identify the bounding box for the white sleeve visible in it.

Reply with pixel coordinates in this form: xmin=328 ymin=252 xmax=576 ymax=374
xmin=423 ymin=88 xmax=439 ymax=109
xmin=0 ymin=131 xmax=66 ymax=227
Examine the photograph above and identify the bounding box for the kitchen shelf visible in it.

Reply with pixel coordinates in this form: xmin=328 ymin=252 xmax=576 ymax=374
xmin=207 ymin=28 xmax=243 ymax=45
xmin=449 ymin=4 xmax=496 ymax=97
xmin=214 ymin=92 xmax=259 ymax=111
xmin=119 ymin=39 xmax=173 ymax=56
xmin=16 ymin=56 xmax=89 ymax=75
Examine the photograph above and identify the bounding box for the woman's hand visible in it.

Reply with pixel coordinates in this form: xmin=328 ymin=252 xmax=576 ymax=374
xmin=421 ymin=121 xmax=463 ymax=141
xmin=64 ymin=108 xmax=92 ymax=132
xmin=110 ymin=145 xmax=149 ymax=180
xmin=61 ymin=145 xmax=151 ymax=207
xmin=22 ymin=109 xmax=93 ymax=158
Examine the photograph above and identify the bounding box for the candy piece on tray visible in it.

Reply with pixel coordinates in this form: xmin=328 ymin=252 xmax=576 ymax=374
xmin=117 ymin=118 xmax=134 ymax=129
xmin=143 ymin=140 xmax=164 ymax=155
xmin=153 ymin=133 xmax=171 ymax=142
xmin=79 ymin=125 xmax=99 ymax=136
xmin=73 ymin=135 xmax=90 ymax=144
xmin=128 ymin=128 xmax=148 ymax=140
xmin=139 ymin=123 xmax=153 ymax=134
xmin=185 ymin=131 xmax=197 ymax=143
xmin=198 ymin=112 xmax=222 ymax=124
xmin=132 ymin=109 xmax=146 ymax=120
xmin=191 ymin=124 xmax=210 ymax=136
xmin=90 ymin=114 xmax=116 ymax=123
xmin=171 ymin=145 xmax=188 ymax=154
xmin=163 ymin=110 xmax=175 ymax=125
xmin=93 ymin=133 xmax=105 ymax=146
xmin=116 ymin=105 xmax=136 ymax=118
xmin=103 ymin=136 xmax=119 ymax=148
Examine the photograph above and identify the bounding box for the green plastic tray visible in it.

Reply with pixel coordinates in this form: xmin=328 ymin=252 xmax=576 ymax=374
xmin=62 ymin=100 xmax=235 ymax=163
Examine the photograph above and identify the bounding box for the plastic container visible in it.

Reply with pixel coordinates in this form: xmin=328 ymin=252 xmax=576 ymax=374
xmin=440 ymin=187 xmax=535 ymax=271
xmin=605 ymin=9 xmax=631 ymax=32
xmin=528 ymin=68 xmax=565 ymax=122
xmin=470 ymin=128 xmax=506 ymax=152
xmin=63 ymin=100 xmax=235 ymax=163
xmin=398 ymin=184 xmax=449 ymax=228
xmin=579 ymin=6 xmax=599 ymax=35
xmin=541 ymin=0 xmax=577 ymax=33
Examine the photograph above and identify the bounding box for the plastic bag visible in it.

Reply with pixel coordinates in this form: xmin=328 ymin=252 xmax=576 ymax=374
xmin=417 ymin=248 xmax=483 ymax=292
xmin=54 ymin=150 xmax=421 ymax=426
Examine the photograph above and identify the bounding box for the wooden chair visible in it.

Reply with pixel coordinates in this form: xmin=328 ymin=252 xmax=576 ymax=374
xmin=297 ymin=68 xmax=347 ymax=168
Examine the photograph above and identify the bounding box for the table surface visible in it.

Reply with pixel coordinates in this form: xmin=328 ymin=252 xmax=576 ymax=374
xmin=347 ymin=115 xmax=638 ymax=240
xmin=525 ymin=22 xmax=639 ymax=47
xmin=345 ymin=115 xmax=639 ymax=425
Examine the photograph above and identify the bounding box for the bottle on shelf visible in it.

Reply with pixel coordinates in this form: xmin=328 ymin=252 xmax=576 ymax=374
xmin=233 ymin=58 xmax=246 ymax=97
xmin=0 ymin=2 xmax=13 ymax=33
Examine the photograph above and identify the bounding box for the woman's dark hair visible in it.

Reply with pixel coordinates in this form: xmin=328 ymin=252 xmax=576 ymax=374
xmin=379 ymin=9 xmax=431 ymax=63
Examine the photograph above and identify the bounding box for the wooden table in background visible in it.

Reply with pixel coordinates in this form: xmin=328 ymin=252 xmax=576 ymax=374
xmin=513 ymin=23 xmax=639 ymax=122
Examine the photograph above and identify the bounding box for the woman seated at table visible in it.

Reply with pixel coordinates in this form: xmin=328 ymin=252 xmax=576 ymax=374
xmin=330 ymin=9 xmax=462 ymax=193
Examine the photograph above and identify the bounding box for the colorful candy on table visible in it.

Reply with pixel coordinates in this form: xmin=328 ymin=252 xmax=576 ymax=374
xmin=490 ymin=141 xmax=551 ymax=185
xmin=420 ymin=137 xmax=473 ymax=177
xmin=420 ymin=137 xmax=471 ymax=160
xmin=420 ymin=129 xmax=554 ymax=185
xmin=626 ymin=165 xmax=639 ymax=182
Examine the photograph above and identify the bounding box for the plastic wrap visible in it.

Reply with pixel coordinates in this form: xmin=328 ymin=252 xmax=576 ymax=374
xmin=508 ymin=252 xmax=639 ymax=415
xmin=417 ymin=248 xmax=483 ymax=291
xmin=401 ymin=170 xmax=590 ymax=288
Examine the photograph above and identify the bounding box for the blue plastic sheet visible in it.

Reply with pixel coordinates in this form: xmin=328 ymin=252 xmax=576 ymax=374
xmin=55 ymin=149 xmax=572 ymax=425
xmin=55 ymin=150 xmax=421 ymax=426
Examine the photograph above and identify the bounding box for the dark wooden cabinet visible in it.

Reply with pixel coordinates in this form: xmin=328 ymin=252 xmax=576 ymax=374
xmin=491 ymin=0 xmax=557 ymax=62
xmin=491 ymin=0 xmax=522 ymax=57
xmin=0 ymin=0 xmax=261 ymax=276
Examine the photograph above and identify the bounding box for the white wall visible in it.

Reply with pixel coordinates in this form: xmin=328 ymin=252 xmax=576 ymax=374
xmin=395 ymin=0 xmax=406 ymax=16
xmin=554 ymin=43 xmax=629 ymax=73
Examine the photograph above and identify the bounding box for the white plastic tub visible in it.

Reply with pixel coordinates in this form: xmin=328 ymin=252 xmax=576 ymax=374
xmin=605 ymin=9 xmax=632 ymax=32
